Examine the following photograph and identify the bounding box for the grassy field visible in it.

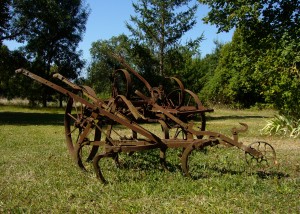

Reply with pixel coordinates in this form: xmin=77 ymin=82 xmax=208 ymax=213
xmin=0 ymin=105 xmax=299 ymax=213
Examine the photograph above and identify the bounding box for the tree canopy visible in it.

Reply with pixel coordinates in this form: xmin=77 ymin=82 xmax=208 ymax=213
xmin=199 ymin=0 xmax=299 ymax=35
xmin=126 ymin=0 xmax=202 ymax=76
xmin=199 ymin=0 xmax=300 ymax=117
xmin=0 ymin=0 xmax=89 ymax=106
xmin=12 ymin=0 xmax=89 ymax=77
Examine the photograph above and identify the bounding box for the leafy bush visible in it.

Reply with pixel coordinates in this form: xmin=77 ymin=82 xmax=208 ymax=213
xmin=262 ymin=115 xmax=300 ymax=138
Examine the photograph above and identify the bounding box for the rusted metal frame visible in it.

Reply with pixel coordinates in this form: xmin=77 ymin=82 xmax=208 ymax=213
xmin=135 ymin=90 xmax=190 ymax=130
xmin=53 ymin=73 xmax=102 ymax=110
xmin=15 ymin=68 xmax=166 ymax=149
xmin=166 ymin=77 xmax=185 ymax=108
xmin=93 ymin=152 xmax=115 ymax=184
xmin=16 ymin=68 xmax=101 ymax=109
xmin=54 ymin=73 xmax=104 ymax=107
xmin=135 ymin=89 xmax=262 ymax=157
xmin=114 ymin=95 xmax=144 ymax=120
xmin=111 ymin=53 xmax=153 ymax=92
xmin=53 ymin=73 xmax=82 ymax=90
xmin=54 ymin=72 xmax=144 ymax=129
xmin=112 ymin=69 xmax=132 ymax=98
xmin=181 ymin=139 xmax=216 ymax=177
xmin=74 ymin=122 xmax=94 ymax=170
xmin=184 ymin=89 xmax=212 ymax=112
xmin=16 ymin=67 xmax=277 ymax=183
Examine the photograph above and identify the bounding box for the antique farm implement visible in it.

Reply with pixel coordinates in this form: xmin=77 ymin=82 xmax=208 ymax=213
xmin=16 ymin=56 xmax=277 ymax=183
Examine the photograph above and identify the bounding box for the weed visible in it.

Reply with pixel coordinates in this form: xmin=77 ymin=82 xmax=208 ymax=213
xmin=262 ymin=114 xmax=300 ymax=138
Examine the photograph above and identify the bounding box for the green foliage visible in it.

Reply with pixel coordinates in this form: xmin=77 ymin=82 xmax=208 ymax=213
xmin=199 ymin=32 xmax=263 ymax=108
xmin=87 ymin=34 xmax=202 ymax=97
xmin=0 ymin=0 xmax=11 ymax=42
xmin=262 ymin=115 xmax=300 ymax=138
xmin=88 ymin=0 xmax=204 ymax=98
xmin=199 ymin=0 xmax=299 ymax=41
xmin=126 ymin=0 xmax=202 ymax=76
xmin=0 ymin=45 xmax=31 ymax=99
xmin=200 ymin=30 xmax=300 ymax=111
xmin=253 ymin=30 xmax=300 ymax=119
xmin=12 ymin=0 xmax=89 ymax=76
xmin=3 ymin=0 xmax=89 ymax=106
xmin=88 ymin=34 xmax=159 ymax=96
xmin=199 ymin=0 xmax=300 ymax=117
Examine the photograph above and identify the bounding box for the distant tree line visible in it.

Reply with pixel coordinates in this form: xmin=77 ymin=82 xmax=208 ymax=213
xmin=1 ymin=0 xmax=299 ymax=121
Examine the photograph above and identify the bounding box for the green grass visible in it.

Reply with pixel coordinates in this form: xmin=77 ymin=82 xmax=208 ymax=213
xmin=0 ymin=106 xmax=299 ymax=213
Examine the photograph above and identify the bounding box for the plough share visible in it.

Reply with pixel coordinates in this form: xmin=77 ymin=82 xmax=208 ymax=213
xmin=16 ymin=55 xmax=277 ymax=183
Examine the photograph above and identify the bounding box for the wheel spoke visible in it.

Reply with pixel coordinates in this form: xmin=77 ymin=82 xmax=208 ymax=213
xmin=245 ymin=141 xmax=277 ymax=171
xmin=64 ymin=93 xmax=102 ymax=172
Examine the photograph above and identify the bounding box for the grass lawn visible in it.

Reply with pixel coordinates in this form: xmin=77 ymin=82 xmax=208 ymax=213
xmin=0 ymin=105 xmax=299 ymax=213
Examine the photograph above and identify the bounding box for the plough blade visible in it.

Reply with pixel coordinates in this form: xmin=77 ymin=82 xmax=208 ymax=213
xmin=16 ymin=62 xmax=277 ymax=183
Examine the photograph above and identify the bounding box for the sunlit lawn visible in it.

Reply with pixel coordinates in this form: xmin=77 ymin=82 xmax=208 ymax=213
xmin=0 ymin=105 xmax=299 ymax=213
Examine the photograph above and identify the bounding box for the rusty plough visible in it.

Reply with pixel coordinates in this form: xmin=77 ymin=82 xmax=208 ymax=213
xmin=16 ymin=55 xmax=277 ymax=183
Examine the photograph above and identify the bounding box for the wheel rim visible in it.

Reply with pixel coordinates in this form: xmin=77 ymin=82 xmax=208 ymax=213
xmin=64 ymin=95 xmax=101 ymax=171
xmin=112 ymin=69 xmax=132 ymax=98
xmin=245 ymin=141 xmax=277 ymax=170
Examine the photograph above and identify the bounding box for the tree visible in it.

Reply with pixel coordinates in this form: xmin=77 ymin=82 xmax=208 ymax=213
xmin=199 ymin=0 xmax=300 ymax=116
xmin=200 ymin=30 xmax=265 ymax=107
xmin=199 ymin=0 xmax=299 ymax=39
xmin=126 ymin=0 xmax=202 ymax=76
xmin=0 ymin=45 xmax=31 ymax=99
xmin=1 ymin=0 xmax=31 ymax=43
xmin=87 ymin=34 xmax=133 ymax=96
xmin=88 ymin=34 xmax=161 ymax=96
xmin=11 ymin=0 xmax=89 ymax=106
xmin=0 ymin=0 xmax=11 ymax=43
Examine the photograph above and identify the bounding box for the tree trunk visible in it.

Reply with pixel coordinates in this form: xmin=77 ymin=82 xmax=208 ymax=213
xmin=59 ymin=94 xmax=63 ymax=108
xmin=42 ymin=97 xmax=47 ymax=107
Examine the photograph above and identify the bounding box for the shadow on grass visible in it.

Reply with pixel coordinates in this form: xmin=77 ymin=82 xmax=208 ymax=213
xmin=0 ymin=111 xmax=64 ymax=125
xmin=207 ymin=115 xmax=269 ymax=121
xmin=255 ymin=171 xmax=289 ymax=179
xmin=116 ymin=151 xmax=290 ymax=181
xmin=119 ymin=150 xmax=162 ymax=171
xmin=187 ymin=166 xmax=289 ymax=180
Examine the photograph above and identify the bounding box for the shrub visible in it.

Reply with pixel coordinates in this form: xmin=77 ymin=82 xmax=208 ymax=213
xmin=262 ymin=114 xmax=300 ymax=138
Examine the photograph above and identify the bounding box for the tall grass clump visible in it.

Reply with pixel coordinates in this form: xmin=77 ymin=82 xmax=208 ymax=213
xmin=262 ymin=114 xmax=300 ymax=138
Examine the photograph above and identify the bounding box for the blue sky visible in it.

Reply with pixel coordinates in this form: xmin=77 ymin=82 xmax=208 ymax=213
xmin=4 ymin=0 xmax=234 ymax=64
